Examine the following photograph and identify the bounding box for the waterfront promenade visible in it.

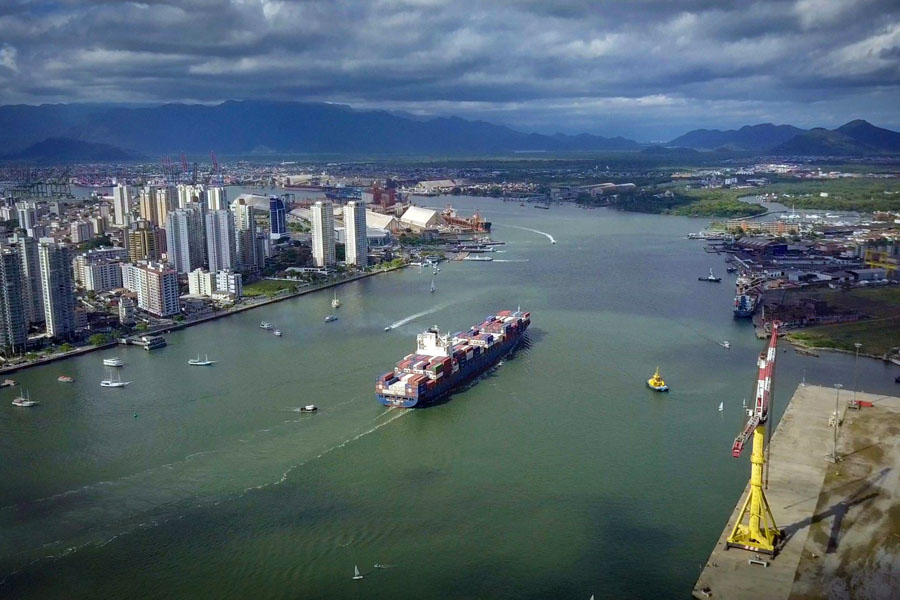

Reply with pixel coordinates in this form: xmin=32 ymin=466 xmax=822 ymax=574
xmin=0 ymin=264 xmax=405 ymax=375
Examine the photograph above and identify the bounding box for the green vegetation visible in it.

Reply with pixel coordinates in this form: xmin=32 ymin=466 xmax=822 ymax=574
xmin=243 ymin=279 xmax=298 ymax=297
xmin=88 ymin=333 xmax=110 ymax=346
xmin=756 ymin=178 xmax=900 ymax=212
xmin=78 ymin=235 xmax=113 ymax=252
xmin=136 ymin=322 xmax=148 ymax=332
xmin=59 ymin=343 xmax=74 ymax=353
xmin=613 ymin=187 xmax=767 ymax=217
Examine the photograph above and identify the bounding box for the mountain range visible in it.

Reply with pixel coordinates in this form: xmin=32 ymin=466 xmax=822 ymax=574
xmin=0 ymin=100 xmax=898 ymax=161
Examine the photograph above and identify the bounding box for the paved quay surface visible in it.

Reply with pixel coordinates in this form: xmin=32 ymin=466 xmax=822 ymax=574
xmin=693 ymin=384 xmax=900 ymax=600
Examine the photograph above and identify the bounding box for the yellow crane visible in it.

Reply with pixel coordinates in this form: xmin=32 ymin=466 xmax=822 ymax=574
xmin=726 ymin=323 xmax=782 ymax=554
xmin=863 ymin=249 xmax=898 ymax=276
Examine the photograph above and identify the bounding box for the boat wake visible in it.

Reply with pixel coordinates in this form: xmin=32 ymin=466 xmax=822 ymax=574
xmin=493 ymin=259 xmax=529 ymax=263
xmin=389 ymin=302 xmax=450 ymax=329
xmin=497 ymin=224 xmax=556 ymax=244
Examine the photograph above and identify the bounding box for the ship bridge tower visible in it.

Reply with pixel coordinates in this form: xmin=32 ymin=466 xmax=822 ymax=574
xmin=417 ymin=327 xmax=451 ymax=357
xmin=726 ymin=322 xmax=783 ymax=554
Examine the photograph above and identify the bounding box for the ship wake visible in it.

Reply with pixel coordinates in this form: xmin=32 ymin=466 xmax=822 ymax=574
xmin=497 ymin=224 xmax=556 ymax=244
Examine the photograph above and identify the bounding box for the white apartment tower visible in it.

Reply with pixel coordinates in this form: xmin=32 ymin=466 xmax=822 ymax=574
xmin=113 ymin=184 xmax=131 ymax=226
xmin=205 ymin=209 xmax=236 ymax=273
xmin=38 ymin=242 xmax=76 ymax=339
xmin=232 ymin=199 xmax=258 ymax=272
xmin=311 ymin=200 xmax=335 ymax=267
xmin=207 ymin=187 xmax=227 ymax=211
xmin=166 ymin=209 xmax=204 ymax=274
xmin=344 ymin=200 xmax=368 ymax=267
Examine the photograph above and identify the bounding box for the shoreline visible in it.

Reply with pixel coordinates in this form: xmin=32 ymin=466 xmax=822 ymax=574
xmin=0 ymin=264 xmax=406 ymax=375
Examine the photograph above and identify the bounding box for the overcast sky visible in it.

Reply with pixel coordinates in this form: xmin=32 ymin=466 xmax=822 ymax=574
xmin=1 ymin=0 xmax=898 ymax=140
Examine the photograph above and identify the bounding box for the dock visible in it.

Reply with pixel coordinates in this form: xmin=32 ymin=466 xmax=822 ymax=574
xmin=693 ymin=384 xmax=900 ymax=599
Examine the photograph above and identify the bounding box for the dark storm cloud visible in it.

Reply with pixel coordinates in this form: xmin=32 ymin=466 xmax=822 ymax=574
xmin=0 ymin=0 xmax=898 ymax=138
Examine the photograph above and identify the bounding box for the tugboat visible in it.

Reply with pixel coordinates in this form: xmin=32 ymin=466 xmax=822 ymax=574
xmin=699 ymin=268 xmax=722 ymax=283
xmin=647 ymin=367 xmax=669 ymax=392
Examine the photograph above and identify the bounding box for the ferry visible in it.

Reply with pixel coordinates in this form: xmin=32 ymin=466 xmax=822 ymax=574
xmin=140 ymin=335 xmax=167 ymax=351
xmin=103 ymin=357 xmax=125 ymax=367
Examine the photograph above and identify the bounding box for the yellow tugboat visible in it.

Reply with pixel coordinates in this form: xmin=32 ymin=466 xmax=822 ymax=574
xmin=647 ymin=366 xmax=669 ymax=392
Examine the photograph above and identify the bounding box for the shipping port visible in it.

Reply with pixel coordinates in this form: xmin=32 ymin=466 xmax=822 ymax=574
xmin=375 ymin=310 xmax=530 ymax=408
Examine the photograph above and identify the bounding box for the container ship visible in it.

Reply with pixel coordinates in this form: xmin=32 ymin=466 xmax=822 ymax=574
xmin=375 ymin=310 xmax=531 ymax=408
xmin=733 ymin=272 xmax=766 ymax=318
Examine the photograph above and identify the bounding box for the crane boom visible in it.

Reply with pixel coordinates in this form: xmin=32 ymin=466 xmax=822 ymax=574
xmin=731 ymin=323 xmax=779 ymax=457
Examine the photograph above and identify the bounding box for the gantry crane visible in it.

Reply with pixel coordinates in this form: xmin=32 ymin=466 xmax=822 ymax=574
xmin=863 ymin=248 xmax=898 ymax=276
xmin=726 ymin=322 xmax=782 ymax=555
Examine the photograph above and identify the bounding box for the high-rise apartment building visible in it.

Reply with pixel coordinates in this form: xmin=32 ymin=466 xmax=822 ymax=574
xmin=165 ymin=209 xmax=204 ymax=273
xmin=0 ymin=249 xmax=26 ymax=354
xmin=269 ymin=195 xmax=287 ymax=239
xmin=39 ymin=242 xmax=75 ymax=339
xmin=138 ymin=186 xmax=158 ymax=225
xmin=155 ymin=186 xmax=176 ymax=228
xmin=113 ymin=184 xmax=131 ymax=226
xmin=70 ymin=221 xmax=94 ymax=244
xmin=15 ymin=201 xmax=37 ymax=231
xmin=205 ymin=209 xmax=236 ymax=273
xmin=127 ymin=220 xmax=162 ymax=262
xmin=344 ymin=200 xmax=368 ymax=267
xmin=121 ymin=262 xmax=179 ymax=317
xmin=232 ymin=199 xmax=258 ymax=272
xmin=311 ymin=200 xmax=335 ymax=267
xmin=17 ymin=237 xmax=44 ymax=326
xmin=207 ymin=187 xmax=227 ymax=211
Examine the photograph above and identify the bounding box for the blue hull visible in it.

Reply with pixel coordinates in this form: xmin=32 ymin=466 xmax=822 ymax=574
xmin=376 ymin=332 xmax=525 ymax=408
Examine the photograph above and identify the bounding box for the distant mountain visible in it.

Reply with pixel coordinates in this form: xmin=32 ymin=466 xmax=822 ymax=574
xmin=0 ymin=100 xmax=640 ymax=157
xmin=771 ymin=120 xmax=900 ymax=156
xmin=640 ymin=145 xmax=699 ymax=155
xmin=668 ymin=123 xmax=806 ymax=151
xmin=1 ymin=137 xmax=143 ymax=163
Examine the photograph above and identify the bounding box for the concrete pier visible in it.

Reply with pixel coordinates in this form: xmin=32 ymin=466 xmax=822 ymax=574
xmin=693 ymin=384 xmax=900 ymax=599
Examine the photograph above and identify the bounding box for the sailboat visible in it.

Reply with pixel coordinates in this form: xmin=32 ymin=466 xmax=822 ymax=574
xmin=332 ymin=291 xmax=341 ymax=309
xmin=100 ymin=369 xmax=130 ymax=388
xmin=352 ymin=565 xmax=363 ymax=580
xmin=430 ymin=275 xmax=435 ymax=294
xmin=188 ymin=354 xmax=216 ymax=366
xmin=718 ymin=402 xmax=724 ymax=412
xmin=11 ymin=388 xmax=37 ymax=407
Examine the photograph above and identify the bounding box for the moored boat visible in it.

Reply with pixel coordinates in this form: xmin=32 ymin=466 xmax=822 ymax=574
xmin=58 ymin=375 xmax=75 ymax=382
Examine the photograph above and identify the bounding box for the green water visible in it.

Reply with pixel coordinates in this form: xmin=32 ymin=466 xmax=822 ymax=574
xmin=1 ymin=199 xmax=897 ymax=599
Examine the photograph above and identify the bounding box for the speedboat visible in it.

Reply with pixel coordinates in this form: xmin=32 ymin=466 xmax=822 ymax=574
xmin=647 ymin=367 xmax=669 ymax=392
xmin=103 ymin=357 xmax=124 ymax=367
xmin=11 ymin=389 xmax=37 ymax=407
xmin=58 ymin=375 xmax=75 ymax=382
xmin=384 ymin=326 xmax=392 ymax=332
xmin=273 ymin=329 xmax=283 ymax=337
xmin=259 ymin=321 xmax=273 ymax=330
xmin=699 ymin=268 xmax=721 ymax=283
xmin=188 ymin=354 xmax=216 ymax=366
xmin=324 ymin=315 xmax=337 ymax=322
xmin=300 ymin=404 xmax=318 ymax=412
xmin=720 ymin=341 xmax=731 ymax=349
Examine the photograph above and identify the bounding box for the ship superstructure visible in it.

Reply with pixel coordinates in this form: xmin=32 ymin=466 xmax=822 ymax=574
xmin=376 ymin=310 xmax=530 ymax=408
xmin=733 ymin=272 xmax=766 ymax=318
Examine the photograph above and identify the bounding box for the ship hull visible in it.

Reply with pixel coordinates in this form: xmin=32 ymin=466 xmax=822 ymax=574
xmin=377 ymin=327 xmax=527 ymax=408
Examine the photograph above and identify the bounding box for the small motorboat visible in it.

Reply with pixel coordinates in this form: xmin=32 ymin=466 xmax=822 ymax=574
xmin=647 ymin=366 xmax=669 ymax=392
xmin=384 ymin=326 xmax=392 ymax=332
xmin=324 ymin=315 xmax=337 ymax=323
xmin=1 ymin=378 xmax=17 ymax=388
xmin=103 ymin=357 xmax=124 ymax=367
xmin=58 ymin=375 xmax=75 ymax=382
xmin=699 ymin=268 xmax=721 ymax=283
xmin=720 ymin=341 xmax=731 ymax=349
xmin=11 ymin=389 xmax=37 ymax=407
xmin=188 ymin=354 xmax=216 ymax=366
xmin=259 ymin=321 xmax=273 ymax=330
xmin=273 ymin=329 xmax=283 ymax=337
xmin=300 ymin=404 xmax=318 ymax=412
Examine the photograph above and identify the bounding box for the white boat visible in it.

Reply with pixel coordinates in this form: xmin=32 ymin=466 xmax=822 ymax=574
xmin=699 ymin=268 xmax=721 ymax=283
xmin=11 ymin=389 xmax=37 ymax=407
xmin=324 ymin=315 xmax=337 ymax=322
xmin=718 ymin=402 xmax=724 ymax=412
xmin=331 ymin=292 xmax=341 ymax=309
xmin=273 ymin=329 xmax=283 ymax=337
xmin=300 ymin=404 xmax=317 ymax=412
xmin=720 ymin=340 xmax=731 ymax=349
xmin=259 ymin=321 xmax=273 ymax=330
xmin=352 ymin=565 xmax=363 ymax=580
xmin=384 ymin=325 xmax=392 ymax=332
xmin=430 ymin=276 xmax=435 ymax=294
xmin=188 ymin=354 xmax=216 ymax=366
xmin=100 ymin=370 xmax=130 ymax=388
xmin=103 ymin=357 xmax=124 ymax=367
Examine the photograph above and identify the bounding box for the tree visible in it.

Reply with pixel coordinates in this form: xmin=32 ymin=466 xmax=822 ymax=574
xmin=89 ymin=333 xmax=109 ymax=346
xmin=59 ymin=343 xmax=74 ymax=353
xmin=136 ymin=322 xmax=148 ymax=332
